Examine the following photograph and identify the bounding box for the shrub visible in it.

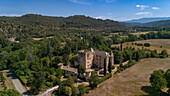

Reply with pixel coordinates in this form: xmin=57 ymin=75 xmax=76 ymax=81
xmin=137 ymin=43 xmax=143 ymax=46
xmin=144 ymin=43 xmax=151 ymax=47
xmin=112 ymin=65 xmax=115 ymax=70
xmin=84 ymin=87 xmax=92 ymax=93
xmin=115 ymin=60 xmax=136 ymax=74
xmin=99 ymin=73 xmax=112 ymax=84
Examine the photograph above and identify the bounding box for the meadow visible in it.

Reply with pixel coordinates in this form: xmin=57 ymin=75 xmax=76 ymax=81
xmin=86 ymin=39 xmax=170 ymax=96
xmin=111 ymin=39 xmax=170 ymax=54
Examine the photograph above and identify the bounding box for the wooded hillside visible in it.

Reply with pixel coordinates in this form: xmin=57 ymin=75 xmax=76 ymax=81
xmin=0 ymin=14 xmax=128 ymax=38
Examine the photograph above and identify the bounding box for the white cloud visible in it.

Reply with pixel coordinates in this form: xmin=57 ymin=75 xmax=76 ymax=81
xmin=136 ymin=5 xmax=149 ymax=10
xmin=94 ymin=16 xmax=113 ymax=20
xmin=0 ymin=14 xmax=22 ymax=17
xmin=136 ymin=12 xmax=150 ymax=15
xmin=95 ymin=16 xmax=104 ymax=19
xmin=152 ymin=7 xmax=160 ymax=10
xmin=69 ymin=0 xmax=90 ymax=5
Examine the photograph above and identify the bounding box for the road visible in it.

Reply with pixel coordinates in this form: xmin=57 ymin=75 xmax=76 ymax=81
xmin=38 ymin=85 xmax=59 ymax=96
xmin=8 ymin=69 xmax=29 ymax=96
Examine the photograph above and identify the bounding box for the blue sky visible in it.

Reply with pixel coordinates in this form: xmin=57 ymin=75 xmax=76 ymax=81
xmin=0 ymin=0 xmax=169 ymax=21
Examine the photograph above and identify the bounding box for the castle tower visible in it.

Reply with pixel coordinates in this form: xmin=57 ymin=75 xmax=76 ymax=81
xmin=110 ymin=51 xmax=114 ymax=66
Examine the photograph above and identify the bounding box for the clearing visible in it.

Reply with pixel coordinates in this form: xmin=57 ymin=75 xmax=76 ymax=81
xmin=86 ymin=57 xmax=170 ymax=96
xmin=111 ymin=39 xmax=170 ymax=54
xmin=0 ymin=70 xmax=15 ymax=90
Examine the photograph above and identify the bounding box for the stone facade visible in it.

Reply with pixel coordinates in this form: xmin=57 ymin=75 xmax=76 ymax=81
xmin=75 ymin=48 xmax=114 ymax=71
xmin=59 ymin=48 xmax=114 ymax=79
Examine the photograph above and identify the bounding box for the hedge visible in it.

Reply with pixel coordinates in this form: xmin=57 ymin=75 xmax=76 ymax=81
xmin=85 ymin=87 xmax=92 ymax=93
xmin=115 ymin=60 xmax=136 ymax=74
xmin=99 ymin=73 xmax=112 ymax=84
xmin=85 ymin=73 xmax=112 ymax=93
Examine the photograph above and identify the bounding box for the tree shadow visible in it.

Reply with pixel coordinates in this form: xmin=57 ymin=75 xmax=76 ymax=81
xmin=141 ymin=86 xmax=168 ymax=96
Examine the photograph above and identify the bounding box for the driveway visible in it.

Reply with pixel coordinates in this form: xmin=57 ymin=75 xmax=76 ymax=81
xmin=38 ymin=85 xmax=59 ymax=96
xmin=8 ymin=69 xmax=29 ymax=96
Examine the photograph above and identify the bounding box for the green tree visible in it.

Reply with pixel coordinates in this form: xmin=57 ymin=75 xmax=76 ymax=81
xmin=78 ymin=65 xmax=85 ymax=76
xmin=41 ymin=57 xmax=50 ymax=67
xmin=134 ymin=51 xmax=142 ymax=61
xmin=62 ymin=54 xmax=70 ymax=65
xmin=104 ymin=58 xmax=107 ymax=76
xmin=88 ymin=72 xmax=99 ymax=89
xmin=0 ymin=89 xmax=22 ymax=96
xmin=113 ymin=50 xmax=123 ymax=64
xmin=71 ymin=85 xmax=78 ymax=96
xmin=30 ymin=71 xmax=46 ymax=94
xmin=55 ymin=69 xmax=63 ymax=79
xmin=65 ymin=86 xmax=72 ymax=96
xmin=120 ymin=42 xmax=123 ymax=51
xmin=161 ymin=50 xmax=169 ymax=57
xmin=78 ymin=84 xmax=85 ymax=96
xmin=51 ymin=56 xmax=62 ymax=68
xmin=108 ymin=58 xmax=112 ymax=73
xmin=63 ymin=75 xmax=74 ymax=87
xmin=165 ymin=69 xmax=170 ymax=90
xmin=150 ymin=70 xmax=167 ymax=92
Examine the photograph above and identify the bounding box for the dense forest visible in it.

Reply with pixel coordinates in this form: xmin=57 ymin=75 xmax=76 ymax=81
xmin=0 ymin=14 xmax=129 ymax=39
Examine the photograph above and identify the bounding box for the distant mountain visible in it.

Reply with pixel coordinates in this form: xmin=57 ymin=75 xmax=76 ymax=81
xmin=142 ymin=20 xmax=170 ymax=28
xmin=123 ymin=17 xmax=170 ymax=24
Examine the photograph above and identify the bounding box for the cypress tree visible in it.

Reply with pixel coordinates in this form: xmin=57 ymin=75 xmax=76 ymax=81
xmin=120 ymin=42 xmax=123 ymax=51
xmin=104 ymin=58 xmax=106 ymax=76
xmin=108 ymin=58 xmax=112 ymax=73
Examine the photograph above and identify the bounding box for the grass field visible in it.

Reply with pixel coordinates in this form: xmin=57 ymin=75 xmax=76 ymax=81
xmin=130 ymin=31 xmax=157 ymax=37
xmin=86 ymin=57 xmax=170 ymax=96
xmin=86 ymin=39 xmax=170 ymax=96
xmin=3 ymin=71 xmax=15 ymax=90
xmin=0 ymin=71 xmax=15 ymax=91
xmin=111 ymin=39 xmax=170 ymax=54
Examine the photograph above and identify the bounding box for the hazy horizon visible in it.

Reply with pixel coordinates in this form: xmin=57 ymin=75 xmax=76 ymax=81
xmin=1 ymin=0 xmax=170 ymax=21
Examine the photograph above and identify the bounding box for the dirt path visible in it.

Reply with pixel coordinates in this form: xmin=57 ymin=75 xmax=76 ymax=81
xmin=86 ymin=58 xmax=170 ymax=96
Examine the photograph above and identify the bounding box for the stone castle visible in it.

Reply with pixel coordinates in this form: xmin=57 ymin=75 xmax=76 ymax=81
xmin=58 ymin=48 xmax=114 ymax=79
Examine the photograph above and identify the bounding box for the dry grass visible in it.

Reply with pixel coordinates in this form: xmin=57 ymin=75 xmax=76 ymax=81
xmin=3 ymin=71 xmax=16 ymax=90
xmin=86 ymin=39 xmax=170 ymax=96
xmin=86 ymin=58 xmax=170 ymax=96
xmin=33 ymin=36 xmax=54 ymax=40
xmin=130 ymin=31 xmax=157 ymax=37
xmin=0 ymin=71 xmax=16 ymax=90
xmin=111 ymin=39 xmax=170 ymax=54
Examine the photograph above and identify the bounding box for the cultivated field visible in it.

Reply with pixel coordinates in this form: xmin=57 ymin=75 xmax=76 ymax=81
xmin=86 ymin=57 xmax=170 ymax=96
xmin=111 ymin=39 xmax=170 ymax=54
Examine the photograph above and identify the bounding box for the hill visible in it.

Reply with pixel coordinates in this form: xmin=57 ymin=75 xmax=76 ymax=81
xmin=0 ymin=14 xmax=128 ymax=38
xmin=142 ymin=20 xmax=170 ymax=28
xmin=123 ymin=17 xmax=170 ymax=24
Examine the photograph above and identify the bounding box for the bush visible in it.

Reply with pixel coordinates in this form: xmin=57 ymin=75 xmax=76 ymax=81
xmin=159 ymin=55 xmax=166 ymax=58
xmin=84 ymin=87 xmax=92 ymax=93
xmin=99 ymin=73 xmax=112 ymax=84
xmin=115 ymin=60 xmax=136 ymax=74
xmin=136 ymin=43 xmax=143 ymax=46
xmin=112 ymin=65 xmax=115 ymax=70
xmin=46 ymin=81 xmax=53 ymax=87
xmin=144 ymin=43 xmax=151 ymax=47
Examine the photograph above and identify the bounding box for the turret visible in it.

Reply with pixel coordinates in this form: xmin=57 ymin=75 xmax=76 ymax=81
xmin=110 ymin=51 xmax=114 ymax=66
